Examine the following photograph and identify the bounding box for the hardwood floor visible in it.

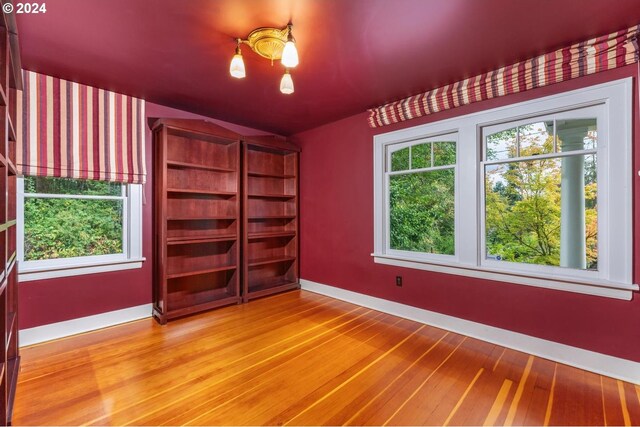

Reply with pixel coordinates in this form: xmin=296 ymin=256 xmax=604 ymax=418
xmin=13 ymin=290 xmax=640 ymax=425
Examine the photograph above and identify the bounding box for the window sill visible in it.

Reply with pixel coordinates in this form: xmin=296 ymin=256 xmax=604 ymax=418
xmin=19 ymin=257 xmax=146 ymax=282
xmin=372 ymin=253 xmax=638 ymax=300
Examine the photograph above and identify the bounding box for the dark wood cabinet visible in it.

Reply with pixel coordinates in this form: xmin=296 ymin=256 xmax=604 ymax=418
xmin=151 ymin=119 xmax=242 ymax=324
xmin=0 ymin=4 xmax=21 ymax=424
xmin=242 ymin=137 xmax=300 ymax=302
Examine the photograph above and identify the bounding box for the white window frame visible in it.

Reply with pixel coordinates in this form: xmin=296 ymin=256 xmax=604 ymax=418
xmin=17 ymin=179 xmax=144 ymax=281
xmin=384 ymin=133 xmax=459 ymax=264
xmin=373 ymin=78 xmax=637 ymax=300
xmin=480 ymin=106 xmax=605 ymax=282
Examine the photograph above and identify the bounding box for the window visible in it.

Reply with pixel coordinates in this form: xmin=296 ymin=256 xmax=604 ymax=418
xmin=18 ymin=177 xmax=144 ymax=281
xmin=482 ymin=108 xmax=601 ymax=280
xmin=373 ymin=79 xmax=636 ymax=300
xmin=386 ymin=135 xmax=457 ymax=260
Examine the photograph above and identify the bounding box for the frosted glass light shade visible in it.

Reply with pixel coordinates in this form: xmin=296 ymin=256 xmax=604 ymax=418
xmin=229 ymin=53 xmax=246 ymax=78
xmin=281 ymin=41 xmax=299 ymax=68
xmin=280 ymin=71 xmax=294 ymax=94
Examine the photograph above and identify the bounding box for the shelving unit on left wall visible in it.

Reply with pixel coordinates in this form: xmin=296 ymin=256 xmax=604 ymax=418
xmin=0 ymin=2 xmax=22 ymax=424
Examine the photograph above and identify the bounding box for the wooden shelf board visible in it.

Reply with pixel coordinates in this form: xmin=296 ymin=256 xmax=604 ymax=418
xmin=163 ymin=294 xmax=240 ymax=320
xmin=167 ymin=188 xmax=236 ymax=197
xmin=167 ymin=160 xmax=235 ymax=173
xmin=167 ymin=216 xmax=237 ymax=221
xmin=248 ymin=256 xmax=296 ymax=267
xmin=5 ymin=312 xmax=15 ymax=352
xmin=0 ymin=83 xmax=7 ymax=107
xmin=248 ymin=193 xmax=295 ymax=199
xmin=248 ymin=215 xmax=295 ymax=220
xmin=7 ymin=158 xmax=17 ymax=175
xmin=167 ymin=235 xmax=237 ymax=245
xmin=246 ymin=280 xmax=299 ymax=300
xmin=247 ymin=171 xmax=295 ymax=179
xmin=167 ymin=265 xmax=237 ymax=280
xmin=248 ymin=231 xmax=296 ymax=240
xmin=6 ymin=357 xmax=20 ymax=424
xmin=7 ymin=113 xmax=16 ymax=143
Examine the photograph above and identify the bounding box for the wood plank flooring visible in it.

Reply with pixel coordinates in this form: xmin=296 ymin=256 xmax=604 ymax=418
xmin=13 ymin=290 xmax=640 ymax=425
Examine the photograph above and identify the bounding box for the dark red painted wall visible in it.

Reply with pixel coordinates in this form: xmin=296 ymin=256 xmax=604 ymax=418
xmin=19 ymin=103 xmax=273 ymax=330
xmin=293 ymin=65 xmax=640 ymax=362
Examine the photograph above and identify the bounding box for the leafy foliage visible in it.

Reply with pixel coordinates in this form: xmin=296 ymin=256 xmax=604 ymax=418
xmin=389 ymin=141 xmax=456 ymax=255
xmin=24 ymin=177 xmax=124 ymax=261
xmin=387 ymin=123 xmax=597 ymax=271
xmin=484 ymin=124 xmax=598 ymax=269
xmin=390 ymin=170 xmax=455 ymax=254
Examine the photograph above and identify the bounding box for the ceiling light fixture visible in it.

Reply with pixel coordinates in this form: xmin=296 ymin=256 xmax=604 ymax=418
xmin=229 ymin=39 xmax=246 ymax=79
xmin=280 ymin=68 xmax=294 ymax=94
xmin=230 ymin=23 xmax=299 ymax=94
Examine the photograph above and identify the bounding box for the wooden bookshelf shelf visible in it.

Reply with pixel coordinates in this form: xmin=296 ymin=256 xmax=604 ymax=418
xmin=167 ymin=216 xmax=237 ymax=221
xmin=248 ymin=256 xmax=296 ymax=267
xmin=167 ymin=235 xmax=237 ymax=245
xmin=6 ymin=115 xmax=14 ymax=143
xmin=167 ymin=188 xmax=237 ymax=197
xmin=5 ymin=312 xmax=14 ymax=351
xmin=248 ymin=215 xmax=296 ymax=220
xmin=247 ymin=231 xmax=296 ymax=240
xmin=248 ymin=193 xmax=295 ymax=199
xmin=167 ymin=160 xmax=236 ymax=173
xmin=243 ymin=137 xmax=300 ymax=302
xmin=166 ymin=265 xmax=237 ymax=280
xmin=247 ymin=171 xmax=295 ymax=179
xmin=164 ymin=293 xmax=238 ymax=320
xmin=6 ymin=159 xmax=15 ymax=176
xmin=0 ymin=15 xmax=22 ymax=423
xmin=153 ymin=119 xmax=242 ymax=324
xmin=246 ymin=279 xmax=299 ymax=301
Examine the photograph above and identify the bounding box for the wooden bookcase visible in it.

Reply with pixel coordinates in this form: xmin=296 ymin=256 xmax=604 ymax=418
xmin=0 ymin=4 xmax=21 ymax=424
xmin=242 ymin=137 xmax=300 ymax=302
xmin=151 ymin=119 xmax=242 ymax=324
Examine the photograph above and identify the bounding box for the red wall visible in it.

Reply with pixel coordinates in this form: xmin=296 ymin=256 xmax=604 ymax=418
xmin=18 ymin=103 xmax=273 ymax=330
xmin=292 ymin=65 xmax=640 ymax=362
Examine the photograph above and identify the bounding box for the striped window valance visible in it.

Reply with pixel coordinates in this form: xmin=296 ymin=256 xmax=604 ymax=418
xmin=16 ymin=71 xmax=147 ymax=184
xmin=368 ymin=24 xmax=639 ymax=128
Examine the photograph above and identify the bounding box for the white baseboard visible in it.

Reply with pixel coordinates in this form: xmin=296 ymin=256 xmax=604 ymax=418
xmin=19 ymin=304 xmax=153 ymax=347
xmin=300 ymin=279 xmax=640 ymax=385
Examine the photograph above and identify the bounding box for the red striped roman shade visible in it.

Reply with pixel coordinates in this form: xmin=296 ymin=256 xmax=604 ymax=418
xmin=368 ymin=25 xmax=640 ymax=128
xmin=16 ymin=71 xmax=146 ymax=184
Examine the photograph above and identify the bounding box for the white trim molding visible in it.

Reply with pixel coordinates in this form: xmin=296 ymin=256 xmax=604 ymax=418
xmin=19 ymin=257 xmax=146 ymax=282
xmin=373 ymin=78 xmax=634 ymax=300
xmin=17 ymin=180 xmax=145 ymax=282
xmin=19 ymin=303 xmax=152 ymax=347
xmin=300 ymin=279 xmax=640 ymax=385
xmin=373 ymin=255 xmax=637 ymax=300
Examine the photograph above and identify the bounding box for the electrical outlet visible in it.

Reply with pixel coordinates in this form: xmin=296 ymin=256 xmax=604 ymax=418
xmin=396 ymin=276 xmax=402 ymax=287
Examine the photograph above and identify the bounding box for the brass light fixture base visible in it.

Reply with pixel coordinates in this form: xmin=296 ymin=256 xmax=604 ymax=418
xmin=241 ymin=26 xmax=291 ymax=61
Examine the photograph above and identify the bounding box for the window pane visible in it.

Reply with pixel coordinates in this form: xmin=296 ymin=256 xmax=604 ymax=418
xmin=390 ymin=147 xmax=410 ymax=171
xmin=24 ymin=198 xmax=124 ymax=260
xmin=485 ymin=154 xmax=597 ymax=270
xmin=433 ymin=141 xmax=456 ymax=166
xmin=486 ymin=127 xmax=517 ymax=161
xmin=411 ymin=143 xmax=431 ymax=169
xmin=390 ymin=169 xmax=455 ymax=254
xmin=519 ymin=121 xmax=554 ymax=156
xmin=557 ymin=118 xmax=597 ymax=151
xmin=24 ymin=176 xmax=122 ymax=196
